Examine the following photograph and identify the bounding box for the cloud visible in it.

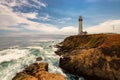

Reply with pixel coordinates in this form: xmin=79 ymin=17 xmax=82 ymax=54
xmin=39 ymin=14 xmax=51 ymax=21
xmin=0 ymin=0 xmax=46 ymax=8
xmin=0 ymin=1 xmax=77 ymax=35
xmin=0 ymin=1 xmax=45 ymax=31
xmin=1 ymin=0 xmax=119 ymax=36
xmin=31 ymin=0 xmax=46 ymax=7
xmin=55 ymin=17 xmax=72 ymax=24
xmin=19 ymin=13 xmax=38 ymax=19
xmin=0 ymin=4 xmax=20 ymax=31
xmin=59 ymin=26 xmax=77 ymax=34
xmin=86 ymin=20 xmax=120 ymax=34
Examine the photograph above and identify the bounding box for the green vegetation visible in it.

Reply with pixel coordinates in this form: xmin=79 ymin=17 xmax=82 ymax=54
xmin=88 ymin=37 xmax=99 ymax=48
xmin=88 ymin=36 xmax=105 ymax=48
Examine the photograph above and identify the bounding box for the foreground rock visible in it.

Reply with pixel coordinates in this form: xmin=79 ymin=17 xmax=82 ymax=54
xmin=56 ymin=34 xmax=120 ymax=80
xmin=13 ymin=63 xmax=65 ymax=80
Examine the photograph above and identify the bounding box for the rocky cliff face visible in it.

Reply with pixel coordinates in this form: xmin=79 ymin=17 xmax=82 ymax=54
xmin=56 ymin=34 xmax=120 ymax=80
xmin=12 ymin=63 xmax=65 ymax=80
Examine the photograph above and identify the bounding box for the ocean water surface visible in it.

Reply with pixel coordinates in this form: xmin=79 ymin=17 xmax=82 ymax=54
xmin=0 ymin=35 xmax=84 ymax=80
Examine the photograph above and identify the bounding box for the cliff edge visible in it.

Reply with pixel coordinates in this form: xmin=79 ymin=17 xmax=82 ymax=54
xmin=56 ymin=34 xmax=120 ymax=80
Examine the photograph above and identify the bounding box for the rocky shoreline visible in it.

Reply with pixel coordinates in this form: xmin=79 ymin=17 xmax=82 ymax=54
xmin=12 ymin=62 xmax=65 ymax=80
xmin=56 ymin=34 xmax=120 ymax=80
xmin=12 ymin=34 xmax=120 ymax=80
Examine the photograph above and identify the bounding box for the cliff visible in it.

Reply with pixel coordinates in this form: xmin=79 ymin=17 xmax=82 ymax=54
xmin=56 ymin=34 xmax=120 ymax=80
xmin=12 ymin=63 xmax=65 ymax=80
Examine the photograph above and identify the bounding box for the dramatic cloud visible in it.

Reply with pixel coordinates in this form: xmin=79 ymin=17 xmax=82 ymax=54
xmin=0 ymin=0 xmax=47 ymax=31
xmin=0 ymin=1 xmax=76 ymax=35
xmin=86 ymin=20 xmax=120 ymax=34
xmin=0 ymin=0 xmax=119 ymax=35
xmin=0 ymin=0 xmax=46 ymax=8
xmin=0 ymin=4 xmax=20 ymax=31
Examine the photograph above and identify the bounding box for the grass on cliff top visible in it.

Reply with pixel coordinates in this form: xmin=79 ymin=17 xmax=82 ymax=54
xmin=63 ymin=35 xmax=90 ymax=49
xmin=62 ymin=34 xmax=120 ymax=49
xmin=88 ymin=37 xmax=99 ymax=48
xmin=87 ymin=36 xmax=106 ymax=48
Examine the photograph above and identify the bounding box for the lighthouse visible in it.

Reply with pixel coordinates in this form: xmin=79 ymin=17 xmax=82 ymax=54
xmin=78 ymin=16 xmax=87 ymax=35
xmin=79 ymin=16 xmax=83 ymax=34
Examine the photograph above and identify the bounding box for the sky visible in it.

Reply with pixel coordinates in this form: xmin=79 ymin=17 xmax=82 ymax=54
xmin=0 ymin=0 xmax=120 ymax=36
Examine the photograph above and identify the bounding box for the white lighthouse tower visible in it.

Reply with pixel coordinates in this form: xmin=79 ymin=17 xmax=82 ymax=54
xmin=79 ymin=16 xmax=83 ymax=35
xmin=78 ymin=16 xmax=87 ymax=35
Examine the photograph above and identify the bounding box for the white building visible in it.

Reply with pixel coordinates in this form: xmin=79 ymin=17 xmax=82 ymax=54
xmin=78 ymin=16 xmax=87 ymax=35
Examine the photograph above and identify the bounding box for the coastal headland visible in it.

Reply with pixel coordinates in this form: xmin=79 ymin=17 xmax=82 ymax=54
xmin=56 ymin=33 xmax=120 ymax=80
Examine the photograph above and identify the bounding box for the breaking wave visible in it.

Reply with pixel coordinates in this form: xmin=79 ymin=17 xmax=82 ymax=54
xmin=0 ymin=41 xmax=83 ymax=80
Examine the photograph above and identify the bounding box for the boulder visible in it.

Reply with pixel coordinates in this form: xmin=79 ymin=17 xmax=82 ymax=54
xmin=13 ymin=63 xmax=65 ymax=80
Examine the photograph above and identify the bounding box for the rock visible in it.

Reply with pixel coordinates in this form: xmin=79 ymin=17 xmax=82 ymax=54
xmin=35 ymin=71 xmax=65 ymax=80
xmin=12 ymin=73 xmax=37 ymax=80
xmin=24 ymin=63 xmax=48 ymax=76
xmin=12 ymin=63 xmax=65 ymax=80
xmin=57 ymin=34 xmax=120 ymax=80
xmin=36 ymin=57 xmax=43 ymax=61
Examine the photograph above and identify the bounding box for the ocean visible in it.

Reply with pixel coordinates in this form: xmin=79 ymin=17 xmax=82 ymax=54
xmin=0 ymin=35 xmax=84 ymax=80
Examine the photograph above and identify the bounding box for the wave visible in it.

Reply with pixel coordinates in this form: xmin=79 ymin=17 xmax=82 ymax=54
xmin=0 ymin=48 xmax=29 ymax=63
xmin=0 ymin=48 xmax=37 ymax=80
xmin=0 ymin=41 xmax=83 ymax=80
xmin=27 ymin=46 xmax=43 ymax=50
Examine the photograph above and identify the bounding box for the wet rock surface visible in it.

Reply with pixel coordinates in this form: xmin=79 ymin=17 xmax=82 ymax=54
xmin=36 ymin=57 xmax=43 ymax=61
xmin=56 ymin=34 xmax=120 ymax=80
xmin=12 ymin=63 xmax=65 ymax=80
